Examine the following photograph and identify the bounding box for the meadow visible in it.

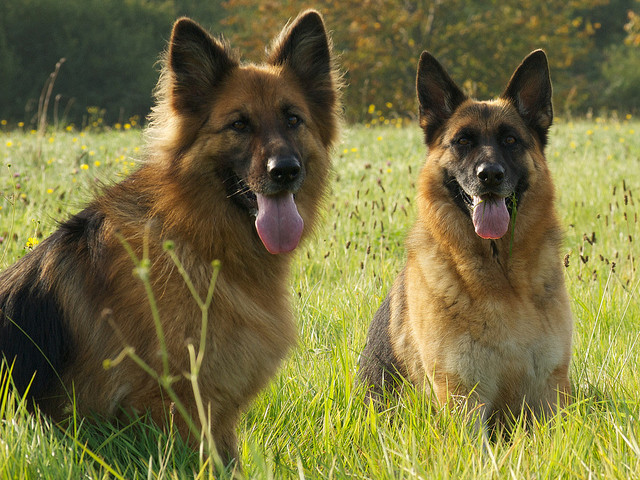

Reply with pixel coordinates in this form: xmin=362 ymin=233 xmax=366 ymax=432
xmin=0 ymin=116 xmax=638 ymax=479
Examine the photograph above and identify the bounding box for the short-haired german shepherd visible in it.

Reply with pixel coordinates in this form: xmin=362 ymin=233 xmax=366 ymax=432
xmin=359 ymin=50 xmax=573 ymax=432
xmin=0 ymin=10 xmax=339 ymax=465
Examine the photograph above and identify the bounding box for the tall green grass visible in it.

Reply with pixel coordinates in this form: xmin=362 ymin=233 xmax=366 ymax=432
xmin=0 ymin=117 xmax=638 ymax=478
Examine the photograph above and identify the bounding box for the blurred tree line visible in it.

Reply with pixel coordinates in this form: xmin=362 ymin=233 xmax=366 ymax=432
xmin=0 ymin=0 xmax=638 ymax=126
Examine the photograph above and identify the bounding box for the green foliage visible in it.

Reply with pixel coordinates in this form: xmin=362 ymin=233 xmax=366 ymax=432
xmin=222 ymin=0 xmax=628 ymax=120
xmin=0 ymin=0 xmax=639 ymax=125
xmin=0 ymin=119 xmax=639 ymax=478
xmin=599 ymin=44 xmax=640 ymax=111
xmin=0 ymin=0 xmax=175 ymax=127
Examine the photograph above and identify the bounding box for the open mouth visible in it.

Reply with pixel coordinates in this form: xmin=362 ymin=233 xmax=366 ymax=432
xmin=448 ymin=179 xmax=518 ymax=240
xmin=470 ymin=194 xmax=511 ymax=239
xmin=221 ymin=169 xmax=304 ymax=254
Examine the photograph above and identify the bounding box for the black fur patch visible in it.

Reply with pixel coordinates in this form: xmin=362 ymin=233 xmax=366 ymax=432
xmin=0 ymin=206 xmax=106 ymax=407
xmin=359 ymin=270 xmax=408 ymax=401
xmin=0 ymin=265 xmax=71 ymax=402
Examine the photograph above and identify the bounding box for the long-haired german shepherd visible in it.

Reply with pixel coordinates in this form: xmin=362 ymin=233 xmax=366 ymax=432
xmin=0 ymin=10 xmax=339 ymax=465
xmin=359 ymin=50 xmax=573 ymax=432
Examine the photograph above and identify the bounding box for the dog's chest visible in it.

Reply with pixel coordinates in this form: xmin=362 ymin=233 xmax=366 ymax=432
xmin=445 ymin=301 xmax=566 ymax=405
xmin=196 ymin=272 xmax=297 ymax=400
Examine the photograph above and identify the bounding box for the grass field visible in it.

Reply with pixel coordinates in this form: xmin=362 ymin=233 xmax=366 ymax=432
xmin=0 ymin=117 xmax=638 ymax=479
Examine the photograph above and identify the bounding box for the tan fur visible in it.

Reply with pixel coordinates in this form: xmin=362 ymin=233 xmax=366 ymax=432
xmin=359 ymin=51 xmax=572 ymax=431
xmin=396 ymin=102 xmax=572 ymax=420
xmin=0 ymin=10 xmax=338 ymax=465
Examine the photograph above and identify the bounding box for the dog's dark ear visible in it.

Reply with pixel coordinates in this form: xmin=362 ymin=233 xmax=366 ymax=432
xmin=268 ymin=10 xmax=336 ymax=110
xmin=416 ymin=51 xmax=467 ymax=144
xmin=501 ymin=50 xmax=553 ymax=147
xmin=168 ymin=17 xmax=238 ymax=114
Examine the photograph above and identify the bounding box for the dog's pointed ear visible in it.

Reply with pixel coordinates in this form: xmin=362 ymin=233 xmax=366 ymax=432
xmin=268 ymin=10 xmax=336 ymax=108
xmin=416 ymin=51 xmax=467 ymax=144
xmin=167 ymin=17 xmax=238 ymax=114
xmin=501 ymin=49 xmax=553 ymax=147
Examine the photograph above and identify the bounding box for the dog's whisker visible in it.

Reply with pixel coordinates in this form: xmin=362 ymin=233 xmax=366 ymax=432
xmin=226 ymin=185 xmax=252 ymax=199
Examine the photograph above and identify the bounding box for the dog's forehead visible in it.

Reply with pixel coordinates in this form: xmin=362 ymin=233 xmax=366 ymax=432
xmin=216 ymin=65 xmax=310 ymax=114
xmin=449 ymin=100 xmax=526 ymax=135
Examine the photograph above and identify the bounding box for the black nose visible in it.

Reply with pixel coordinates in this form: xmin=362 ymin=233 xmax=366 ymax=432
xmin=476 ymin=162 xmax=505 ymax=188
xmin=267 ymin=156 xmax=301 ymax=184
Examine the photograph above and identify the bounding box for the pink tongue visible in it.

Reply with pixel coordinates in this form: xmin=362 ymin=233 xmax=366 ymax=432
xmin=472 ymin=196 xmax=510 ymax=239
xmin=255 ymin=193 xmax=304 ymax=254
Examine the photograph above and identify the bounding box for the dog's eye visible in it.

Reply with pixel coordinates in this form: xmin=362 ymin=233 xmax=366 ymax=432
xmin=231 ymin=120 xmax=248 ymax=132
xmin=287 ymin=115 xmax=302 ymax=128
xmin=503 ymin=135 xmax=517 ymax=145
xmin=456 ymin=137 xmax=472 ymax=146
